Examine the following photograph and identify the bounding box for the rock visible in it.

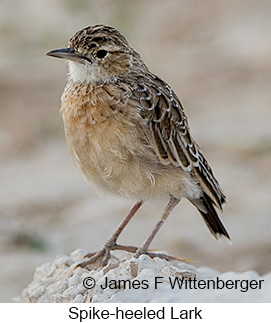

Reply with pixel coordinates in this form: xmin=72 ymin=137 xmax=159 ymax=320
xmin=14 ymin=249 xmax=271 ymax=303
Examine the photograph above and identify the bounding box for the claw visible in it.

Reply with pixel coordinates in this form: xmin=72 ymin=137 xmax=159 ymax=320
xmin=75 ymin=249 xmax=105 ymax=269
xmin=134 ymin=249 xmax=195 ymax=263
xmin=83 ymin=252 xmax=96 ymax=259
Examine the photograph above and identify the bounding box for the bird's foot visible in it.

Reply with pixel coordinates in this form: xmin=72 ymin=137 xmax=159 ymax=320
xmin=75 ymin=242 xmax=190 ymax=270
xmin=134 ymin=248 xmax=189 ymax=262
xmin=75 ymin=242 xmax=139 ymax=269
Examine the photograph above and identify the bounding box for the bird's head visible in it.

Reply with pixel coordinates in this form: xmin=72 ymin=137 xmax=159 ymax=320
xmin=46 ymin=24 xmax=145 ymax=84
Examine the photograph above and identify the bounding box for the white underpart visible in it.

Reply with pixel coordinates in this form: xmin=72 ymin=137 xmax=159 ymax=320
xmin=68 ymin=61 xmax=99 ymax=83
xmin=182 ymin=176 xmax=202 ymax=200
xmin=67 ymin=61 xmax=116 ymax=84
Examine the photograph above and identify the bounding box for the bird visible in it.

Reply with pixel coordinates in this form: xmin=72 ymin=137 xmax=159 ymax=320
xmin=46 ymin=24 xmax=230 ymax=268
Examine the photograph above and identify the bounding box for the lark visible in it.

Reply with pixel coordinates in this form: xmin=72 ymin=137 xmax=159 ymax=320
xmin=47 ymin=24 xmax=230 ymax=267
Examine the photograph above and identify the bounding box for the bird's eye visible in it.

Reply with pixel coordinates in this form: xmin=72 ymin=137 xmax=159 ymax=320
xmin=96 ymin=50 xmax=108 ymax=59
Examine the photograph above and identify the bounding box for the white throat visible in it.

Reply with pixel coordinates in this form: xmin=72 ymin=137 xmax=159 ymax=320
xmin=67 ymin=61 xmax=116 ymax=84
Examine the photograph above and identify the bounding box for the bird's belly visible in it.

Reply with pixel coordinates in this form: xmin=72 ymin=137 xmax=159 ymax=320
xmin=63 ymin=118 xmax=195 ymax=200
xmin=61 ymin=93 xmax=200 ymax=201
xmin=63 ymin=112 xmax=154 ymax=198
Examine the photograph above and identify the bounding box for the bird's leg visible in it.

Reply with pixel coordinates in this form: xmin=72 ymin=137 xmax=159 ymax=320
xmin=134 ymin=196 xmax=180 ymax=260
xmin=103 ymin=200 xmax=144 ymax=248
xmin=77 ymin=200 xmax=143 ymax=268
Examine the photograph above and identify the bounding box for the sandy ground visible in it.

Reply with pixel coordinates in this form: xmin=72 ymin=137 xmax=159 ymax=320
xmin=0 ymin=0 xmax=270 ymax=302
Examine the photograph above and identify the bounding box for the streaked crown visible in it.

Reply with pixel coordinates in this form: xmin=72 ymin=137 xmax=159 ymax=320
xmin=68 ymin=25 xmax=130 ymax=53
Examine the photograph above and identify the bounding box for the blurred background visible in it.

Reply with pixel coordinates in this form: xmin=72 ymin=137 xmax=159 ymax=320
xmin=0 ymin=0 xmax=270 ymax=302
